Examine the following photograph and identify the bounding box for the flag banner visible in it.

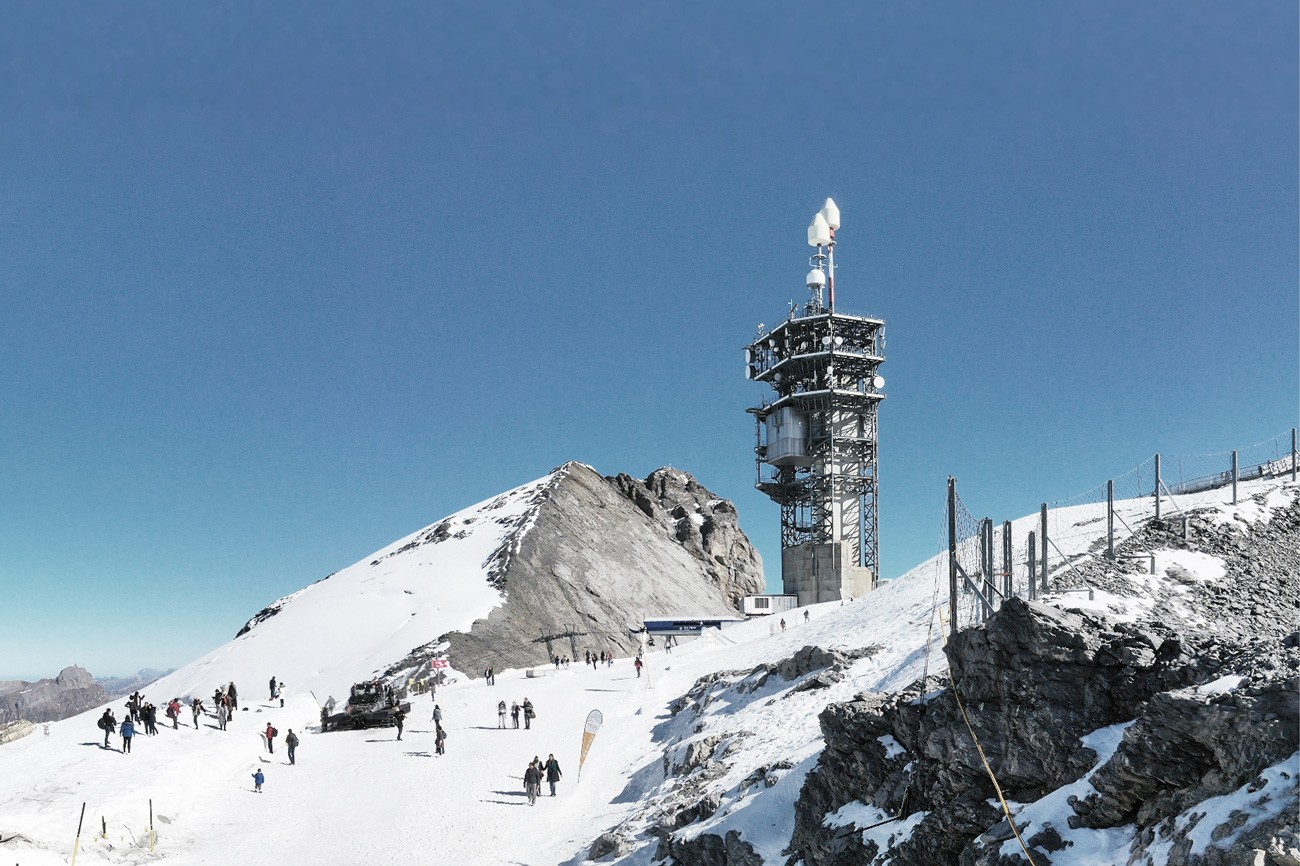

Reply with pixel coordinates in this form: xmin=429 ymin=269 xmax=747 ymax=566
xmin=578 ymin=709 xmax=603 ymax=780
xmin=430 ymin=659 xmax=449 ymax=669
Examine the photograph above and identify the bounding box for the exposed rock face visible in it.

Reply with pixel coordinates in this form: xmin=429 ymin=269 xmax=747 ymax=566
xmin=607 ymin=468 xmax=764 ymax=609
xmin=777 ymin=489 xmax=1300 ymax=866
xmin=390 ymin=463 xmax=764 ymax=678
xmin=0 ymin=667 xmax=109 ymax=725
xmin=787 ymin=598 xmax=1298 ymax=866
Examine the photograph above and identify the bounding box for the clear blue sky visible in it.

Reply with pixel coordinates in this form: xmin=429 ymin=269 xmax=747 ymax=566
xmin=2 ymin=2 xmax=1295 ymax=678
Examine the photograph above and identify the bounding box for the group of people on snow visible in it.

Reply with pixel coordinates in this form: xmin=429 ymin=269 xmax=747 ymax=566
xmin=522 ymin=754 xmax=562 ymax=805
xmin=497 ymin=697 xmax=535 ymax=729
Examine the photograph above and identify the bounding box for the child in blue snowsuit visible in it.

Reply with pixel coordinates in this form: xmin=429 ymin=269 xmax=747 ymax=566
xmin=252 ymin=770 xmax=264 ymax=792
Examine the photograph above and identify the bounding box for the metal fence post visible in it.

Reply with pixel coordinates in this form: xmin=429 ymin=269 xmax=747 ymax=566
xmin=1027 ymin=531 xmax=1037 ymax=600
xmin=977 ymin=514 xmax=987 ymax=616
xmin=1154 ymin=453 xmax=1162 ymax=520
xmin=947 ymin=477 xmax=958 ymax=637
xmin=1232 ymin=450 xmax=1238 ymax=504
xmin=1040 ymin=503 xmax=1049 ymax=593
xmin=1106 ymin=479 xmax=1115 ymax=560
xmin=1002 ymin=520 xmax=1012 ymax=599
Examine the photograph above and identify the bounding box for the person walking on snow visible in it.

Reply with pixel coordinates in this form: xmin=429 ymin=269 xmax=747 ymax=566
xmin=779 ymin=617 xmax=786 ymax=632
xmin=497 ymin=700 xmax=507 ymax=729
xmin=431 ymin=704 xmax=442 ymax=725
xmin=227 ymin=681 xmax=238 ymax=710
xmin=511 ymin=701 xmax=521 ymax=729
xmin=119 ymin=717 xmax=135 ymax=754
xmin=634 ymin=656 xmax=643 ymax=678
xmin=252 ymin=770 xmax=264 ymax=793
xmin=484 ymin=666 xmax=495 ymax=685
xmin=269 ymin=676 xmax=277 ymax=701
xmin=434 ymin=723 xmax=446 ymax=755
xmin=191 ymin=698 xmax=203 ymax=728
xmin=217 ymin=703 xmax=228 ymax=731
xmin=264 ymin=722 xmax=278 ymax=754
xmin=522 ymin=698 xmax=535 ymax=730
xmin=166 ymin=699 xmax=182 ymax=729
xmin=98 ymin=709 xmax=116 ymax=748
xmin=393 ymin=707 xmax=405 ymax=741
xmin=545 ymin=753 xmax=562 ymax=796
xmin=523 ymin=761 xmax=541 ymax=806
xmin=285 ymin=729 xmax=299 ymax=765
xmin=804 ymin=609 xmax=810 ymax=623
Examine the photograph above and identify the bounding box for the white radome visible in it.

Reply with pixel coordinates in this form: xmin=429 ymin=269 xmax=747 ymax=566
xmin=807 ymin=212 xmax=832 ymax=246
xmin=806 ymin=268 xmax=826 ymax=288
xmin=820 ymin=197 xmax=840 ymax=230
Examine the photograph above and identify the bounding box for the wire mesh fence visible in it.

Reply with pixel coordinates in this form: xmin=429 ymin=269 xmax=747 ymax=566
xmin=946 ymin=428 xmax=1297 ymax=633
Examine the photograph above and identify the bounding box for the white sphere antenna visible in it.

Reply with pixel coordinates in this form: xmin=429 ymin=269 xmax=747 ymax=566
xmin=820 ymin=198 xmax=840 ymax=230
xmin=806 ymin=268 xmax=826 ymax=288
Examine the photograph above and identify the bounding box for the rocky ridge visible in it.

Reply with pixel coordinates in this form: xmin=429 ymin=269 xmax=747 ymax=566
xmin=375 ymin=462 xmax=764 ymax=680
xmin=0 ymin=667 xmax=109 ymax=725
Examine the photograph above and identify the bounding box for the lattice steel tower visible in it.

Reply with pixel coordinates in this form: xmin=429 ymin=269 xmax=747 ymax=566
xmin=744 ymin=199 xmax=886 ymax=605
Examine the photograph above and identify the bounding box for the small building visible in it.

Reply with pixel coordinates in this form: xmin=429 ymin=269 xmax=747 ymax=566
xmin=740 ymin=594 xmax=799 ymax=617
xmin=642 ymin=616 xmax=744 ymax=637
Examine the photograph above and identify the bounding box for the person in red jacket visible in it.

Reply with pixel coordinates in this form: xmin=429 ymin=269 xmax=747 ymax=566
xmin=264 ymin=722 xmax=278 ymax=754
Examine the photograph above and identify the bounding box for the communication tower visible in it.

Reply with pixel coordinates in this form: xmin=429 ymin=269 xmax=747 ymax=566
xmin=744 ymin=199 xmax=886 ymax=604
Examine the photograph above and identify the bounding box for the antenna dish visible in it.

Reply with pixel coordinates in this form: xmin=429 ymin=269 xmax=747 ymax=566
xmin=873 ymin=375 xmax=885 ymax=389
xmin=806 ymin=268 xmax=826 ymax=288
xmin=807 ymin=212 xmax=831 ymax=247
xmin=820 ymin=198 xmax=840 ymax=230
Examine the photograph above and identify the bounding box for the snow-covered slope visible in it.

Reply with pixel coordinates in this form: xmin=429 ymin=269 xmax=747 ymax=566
xmin=0 ymin=477 xmax=1295 ymax=866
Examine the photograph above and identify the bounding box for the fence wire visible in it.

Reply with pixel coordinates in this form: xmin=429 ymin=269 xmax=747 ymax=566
xmin=945 ymin=428 xmax=1296 ymax=631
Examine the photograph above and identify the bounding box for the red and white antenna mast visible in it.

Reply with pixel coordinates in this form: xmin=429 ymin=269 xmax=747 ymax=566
xmin=806 ymin=198 xmax=840 ymax=311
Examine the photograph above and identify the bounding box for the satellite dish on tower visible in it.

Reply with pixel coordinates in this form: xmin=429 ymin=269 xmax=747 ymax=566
xmin=820 ymin=198 xmax=840 ymax=230
xmin=807 ymin=212 xmax=832 ymax=247
xmin=873 ymin=375 xmax=886 ymax=389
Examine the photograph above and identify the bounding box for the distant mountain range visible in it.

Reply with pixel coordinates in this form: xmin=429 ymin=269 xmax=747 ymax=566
xmin=0 ymin=667 xmax=176 ymax=725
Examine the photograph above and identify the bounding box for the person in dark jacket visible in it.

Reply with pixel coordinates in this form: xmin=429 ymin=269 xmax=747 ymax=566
xmin=285 ymin=729 xmax=299 ymax=765
xmin=119 ymin=718 xmax=136 ymax=754
xmin=523 ymin=761 xmax=541 ymax=806
xmin=510 ymin=702 xmax=520 ymax=729
xmin=393 ymin=707 xmax=405 ymax=741
xmin=434 ymin=723 xmax=446 ymax=755
xmin=544 ymin=753 xmax=562 ymax=796
xmin=98 ymin=709 xmax=116 ymax=748
xmin=522 ymin=698 xmax=534 ymax=730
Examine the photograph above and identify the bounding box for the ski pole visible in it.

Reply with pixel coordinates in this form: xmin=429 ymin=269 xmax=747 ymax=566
xmin=150 ymin=798 xmax=156 ymax=851
xmin=70 ymin=801 xmax=86 ymax=866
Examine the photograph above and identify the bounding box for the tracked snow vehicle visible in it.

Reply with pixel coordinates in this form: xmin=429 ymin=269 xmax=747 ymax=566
xmin=320 ymin=680 xmax=411 ymax=732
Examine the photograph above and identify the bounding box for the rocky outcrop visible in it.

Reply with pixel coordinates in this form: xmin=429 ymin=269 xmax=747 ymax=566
xmin=607 ymin=468 xmax=764 ymax=609
xmin=787 ymin=598 xmax=1298 ymax=866
xmin=780 ymin=487 xmax=1300 ymax=866
xmin=0 ymin=667 xmax=109 ymax=725
xmin=390 ymin=463 xmax=764 ymax=678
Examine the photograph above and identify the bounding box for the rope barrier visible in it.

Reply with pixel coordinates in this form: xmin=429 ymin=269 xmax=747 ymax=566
xmin=946 ymin=659 xmax=1040 ymax=865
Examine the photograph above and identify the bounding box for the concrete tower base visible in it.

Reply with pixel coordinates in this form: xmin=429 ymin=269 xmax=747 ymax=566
xmin=781 ymin=543 xmax=875 ymax=606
